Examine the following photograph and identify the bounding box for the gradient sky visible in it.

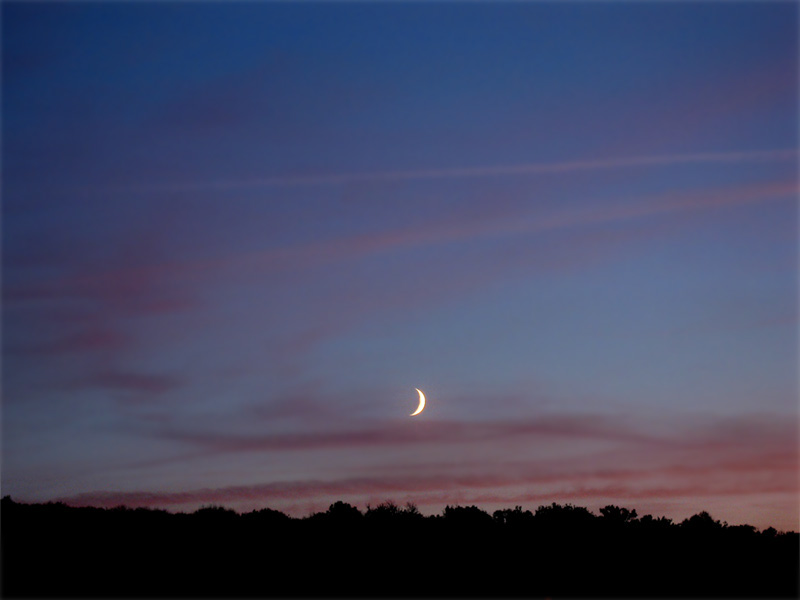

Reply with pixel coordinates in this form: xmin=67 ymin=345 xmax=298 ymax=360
xmin=3 ymin=1 xmax=798 ymax=531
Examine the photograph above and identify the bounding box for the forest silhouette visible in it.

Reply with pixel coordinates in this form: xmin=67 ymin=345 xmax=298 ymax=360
xmin=2 ymin=496 xmax=797 ymax=598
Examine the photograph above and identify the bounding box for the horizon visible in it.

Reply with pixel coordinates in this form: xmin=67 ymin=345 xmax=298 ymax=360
xmin=5 ymin=495 xmax=797 ymax=598
xmin=3 ymin=2 xmax=798 ymax=536
xmin=6 ymin=495 xmax=797 ymax=535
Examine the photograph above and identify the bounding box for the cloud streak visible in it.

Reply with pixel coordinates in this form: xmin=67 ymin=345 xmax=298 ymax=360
xmin=86 ymin=411 xmax=796 ymax=509
xmin=14 ymin=174 xmax=790 ymax=303
xmin=39 ymin=408 xmax=798 ymax=531
xmin=104 ymin=148 xmax=796 ymax=193
xmin=151 ymin=414 xmax=665 ymax=455
xmin=69 ymin=370 xmax=183 ymax=395
xmin=57 ymin=441 xmax=797 ymax=520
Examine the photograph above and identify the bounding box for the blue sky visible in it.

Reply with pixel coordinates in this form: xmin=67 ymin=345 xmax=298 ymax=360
xmin=2 ymin=1 xmax=798 ymax=530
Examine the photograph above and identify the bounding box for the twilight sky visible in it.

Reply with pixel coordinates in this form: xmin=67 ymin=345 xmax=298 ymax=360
xmin=2 ymin=1 xmax=798 ymax=531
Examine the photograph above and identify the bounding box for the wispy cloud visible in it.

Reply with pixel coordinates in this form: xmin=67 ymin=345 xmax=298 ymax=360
xmin=35 ymin=174 xmax=794 ymax=295
xmin=7 ymin=328 xmax=129 ymax=357
xmin=106 ymin=148 xmax=796 ymax=193
xmin=5 ymin=174 xmax=793 ymax=377
xmin=150 ymin=414 xmax=664 ymax=455
xmin=65 ymin=369 xmax=183 ymax=395
xmin=57 ymin=411 xmax=793 ymax=514
xmin=57 ymin=433 xmax=797 ymax=518
xmin=7 ymin=151 xmax=795 ymax=308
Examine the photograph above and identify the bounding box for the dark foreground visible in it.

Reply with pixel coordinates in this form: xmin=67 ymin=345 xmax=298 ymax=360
xmin=2 ymin=497 xmax=798 ymax=598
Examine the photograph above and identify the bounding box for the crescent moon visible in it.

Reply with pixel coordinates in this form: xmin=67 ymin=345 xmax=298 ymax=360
xmin=410 ymin=388 xmax=426 ymax=416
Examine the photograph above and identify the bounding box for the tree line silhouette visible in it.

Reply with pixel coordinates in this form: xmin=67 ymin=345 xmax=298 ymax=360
xmin=2 ymin=496 xmax=797 ymax=598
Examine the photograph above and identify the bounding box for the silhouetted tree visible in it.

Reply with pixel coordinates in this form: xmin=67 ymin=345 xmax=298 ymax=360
xmin=681 ymin=510 xmax=723 ymax=532
xmin=245 ymin=506 xmax=290 ymax=522
xmin=442 ymin=504 xmax=493 ymax=525
xmin=2 ymin=497 xmax=797 ymax=598
xmin=533 ymin=502 xmax=595 ymax=529
xmin=403 ymin=501 xmax=422 ymax=517
xmin=326 ymin=500 xmax=362 ymax=521
xmin=364 ymin=500 xmax=401 ymax=522
xmin=493 ymin=505 xmax=533 ymax=526
xmin=599 ymin=504 xmax=638 ymax=524
xmin=195 ymin=504 xmax=237 ymax=519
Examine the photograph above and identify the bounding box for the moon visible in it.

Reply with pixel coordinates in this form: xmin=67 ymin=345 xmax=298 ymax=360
xmin=410 ymin=388 xmax=426 ymax=416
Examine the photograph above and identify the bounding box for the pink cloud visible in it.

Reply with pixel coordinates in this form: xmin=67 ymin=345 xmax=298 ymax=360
xmin=176 ymin=176 xmax=796 ymax=362
xmin=51 ymin=411 xmax=795 ymax=528
xmin=57 ymin=433 xmax=797 ymax=525
xmin=66 ymin=369 xmax=182 ymax=395
xmin=7 ymin=327 xmax=129 ymax=356
xmin=589 ymin=57 xmax=798 ymax=158
xmin=7 ymin=166 xmax=794 ymax=318
xmin=4 ymin=265 xmax=194 ymax=315
xmin=48 ymin=405 xmax=798 ymax=533
xmin=6 ymin=167 xmax=794 ymax=393
xmin=150 ymin=414 xmax=664 ymax=455
xmin=190 ymin=176 xmax=800 ymax=278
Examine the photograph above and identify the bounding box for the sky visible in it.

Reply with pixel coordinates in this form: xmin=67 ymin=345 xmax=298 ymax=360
xmin=2 ymin=1 xmax=798 ymax=532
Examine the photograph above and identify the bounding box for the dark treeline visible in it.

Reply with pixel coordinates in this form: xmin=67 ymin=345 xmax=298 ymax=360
xmin=2 ymin=496 xmax=798 ymax=598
